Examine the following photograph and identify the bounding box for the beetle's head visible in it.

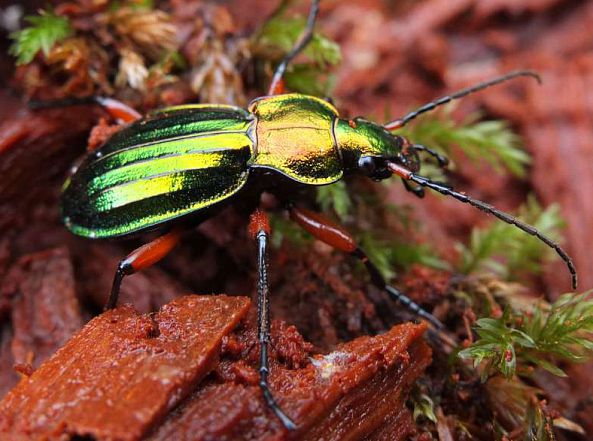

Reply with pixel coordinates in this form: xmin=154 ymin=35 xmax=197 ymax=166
xmin=335 ymin=117 xmax=419 ymax=181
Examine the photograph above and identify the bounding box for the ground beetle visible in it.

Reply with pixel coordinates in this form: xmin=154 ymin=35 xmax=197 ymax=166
xmin=54 ymin=0 xmax=577 ymax=431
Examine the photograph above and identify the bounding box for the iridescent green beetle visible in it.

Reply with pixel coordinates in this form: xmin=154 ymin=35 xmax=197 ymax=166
xmin=59 ymin=0 xmax=577 ymax=431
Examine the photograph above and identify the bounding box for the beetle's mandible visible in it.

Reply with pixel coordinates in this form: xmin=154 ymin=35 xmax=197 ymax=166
xmin=52 ymin=0 xmax=578 ymax=432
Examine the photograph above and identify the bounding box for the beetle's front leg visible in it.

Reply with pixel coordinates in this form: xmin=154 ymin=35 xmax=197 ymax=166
xmin=402 ymin=179 xmax=425 ymax=198
xmin=105 ymin=229 xmax=182 ymax=310
xmin=248 ymin=209 xmax=296 ymax=431
xmin=289 ymin=206 xmax=443 ymax=329
xmin=268 ymin=0 xmax=320 ymax=95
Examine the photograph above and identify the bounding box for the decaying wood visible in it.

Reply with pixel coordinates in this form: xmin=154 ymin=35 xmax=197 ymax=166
xmin=152 ymin=317 xmax=430 ymax=441
xmin=0 ymin=295 xmax=251 ymax=440
xmin=0 ymin=247 xmax=82 ymax=396
xmin=0 ymin=295 xmax=430 ymax=441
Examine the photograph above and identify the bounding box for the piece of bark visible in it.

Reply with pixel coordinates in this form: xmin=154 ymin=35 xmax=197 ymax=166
xmin=298 ymin=324 xmax=430 ymax=441
xmin=0 ymin=325 xmax=17 ymax=399
xmin=1 ymin=248 xmax=83 ymax=369
xmin=0 ymin=295 xmax=251 ymax=441
xmin=0 ymin=291 xmax=430 ymax=441
xmin=0 ymin=247 xmax=83 ymax=399
xmin=150 ymin=320 xmax=430 ymax=441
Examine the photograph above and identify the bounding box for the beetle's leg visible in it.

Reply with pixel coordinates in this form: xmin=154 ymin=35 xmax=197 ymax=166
xmin=105 ymin=229 xmax=182 ymax=310
xmin=402 ymin=179 xmax=425 ymax=198
xmin=29 ymin=96 xmax=141 ymax=124
xmin=289 ymin=207 xmax=443 ymax=328
xmin=413 ymin=144 xmax=449 ymax=168
xmin=268 ymin=0 xmax=320 ymax=95
xmin=387 ymin=161 xmax=578 ymax=290
xmin=248 ymin=209 xmax=297 ymax=431
xmin=384 ymin=70 xmax=541 ymax=130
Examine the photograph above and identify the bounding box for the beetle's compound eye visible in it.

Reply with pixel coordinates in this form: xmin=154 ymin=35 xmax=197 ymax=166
xmin=358 ymin=156 xmax=376 ymax=175
xmin=358 ymin=156 xmax=391 ymax=181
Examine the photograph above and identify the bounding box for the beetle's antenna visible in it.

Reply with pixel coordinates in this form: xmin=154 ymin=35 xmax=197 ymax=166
xmin=387 ymin=162 xmax=578 ymax=290
xmin=384 ymin=71 xmax=541 ymax=131
xmin=268 ymin=0 xmax=320 ymax=95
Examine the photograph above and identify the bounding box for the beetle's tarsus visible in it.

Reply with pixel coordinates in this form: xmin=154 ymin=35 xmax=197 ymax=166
xmin=252 ymin=211 xmax=296 ymax=431
xmin=402 ymin=179 xmax=425 ymax=198
xmin=351 ymin=248 xmax=444 ymax=329
xmin=413 ymin=144 xmax=449 ymax=167
xmin=260 ymin=376 xmax=297 ymax=430
xmin=105 ymin=261 xmax=132 ymax=310
xmin=385 ymin=286 xmax=443 ymax=329
xmin=28 ymin=95 xmax=99 ymax=110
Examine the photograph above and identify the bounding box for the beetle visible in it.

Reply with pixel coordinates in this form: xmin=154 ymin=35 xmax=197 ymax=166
xmin=54 ymin=0 xmax=577 ymax=431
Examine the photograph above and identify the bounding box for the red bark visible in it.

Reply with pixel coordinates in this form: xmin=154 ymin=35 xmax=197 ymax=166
xmin=0 ymin=248 xmax=82 ymax=395
xmin=0 ymin=295 xmax=430 ymax=441
xmin=0 ymin=295 xmax=250 ymax=440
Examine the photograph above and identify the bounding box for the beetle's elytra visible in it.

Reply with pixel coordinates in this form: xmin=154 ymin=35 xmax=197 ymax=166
xmin=62 ymin=103 xmax=255 ymax=238
xmin=55 ymin=0 xmax=577 ymax=431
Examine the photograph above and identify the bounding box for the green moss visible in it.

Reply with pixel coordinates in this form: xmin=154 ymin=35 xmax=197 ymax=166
xmin=10 ymin=10 xmax=72 ymax=65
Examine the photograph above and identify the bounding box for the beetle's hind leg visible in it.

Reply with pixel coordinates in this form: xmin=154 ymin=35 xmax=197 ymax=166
xmin=289 ymin=207 xmax=443 ymax=329
xmin=105 ymin=229 xmax=182 ymax=310
xmin=268 ymin=0 xmax=320 ymax=95
xmin=248 ymin=209 xmax=297 ymax=431
xmin=93 ymin=97 xmax=142 ymax=123
xmin=29 ymin=96 xmax=141 ymax=124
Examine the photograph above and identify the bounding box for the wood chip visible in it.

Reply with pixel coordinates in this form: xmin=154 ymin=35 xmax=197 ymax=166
xmin=0 ymin=295 xmax=250 ymax=441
